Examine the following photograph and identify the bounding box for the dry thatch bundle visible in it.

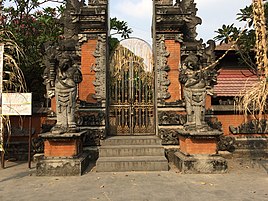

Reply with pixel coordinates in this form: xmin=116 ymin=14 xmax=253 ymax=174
xmin=236 ymin=0 xmax=268 ymax=121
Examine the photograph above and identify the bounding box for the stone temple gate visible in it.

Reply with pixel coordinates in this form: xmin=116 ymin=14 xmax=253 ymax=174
xmin=38 ymin=0 xmax=225 ymax=175
xmin=69 ymin=0 xmax=216 ymax=146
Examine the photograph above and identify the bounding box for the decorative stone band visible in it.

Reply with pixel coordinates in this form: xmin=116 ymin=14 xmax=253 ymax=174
xmin=178 ymin=129 xmax=223 ymax=139
xmin=40 ymin=131 xmax=87 ymax=140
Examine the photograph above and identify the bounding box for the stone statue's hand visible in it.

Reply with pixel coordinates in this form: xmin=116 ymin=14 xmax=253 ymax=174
xmin=47 ymin=90 xmax=55 ymax=99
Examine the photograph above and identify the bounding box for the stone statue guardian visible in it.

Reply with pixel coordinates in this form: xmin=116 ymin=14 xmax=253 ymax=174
xmin=43 ymin=48 xmax=82 ymax=134
xmin=53 ymin=52 xmax=82 ymax=133
xmin=179 ymin=52 xmax=217 ymax=131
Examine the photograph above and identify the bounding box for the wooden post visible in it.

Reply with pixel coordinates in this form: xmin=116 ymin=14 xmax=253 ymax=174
xmin=1 ymin=133 xmax=4 ymax=169
xmin=0 ymin=44 xmax=4 ymax=169
xmin=28 ymin=116 xmax=32 ymax=169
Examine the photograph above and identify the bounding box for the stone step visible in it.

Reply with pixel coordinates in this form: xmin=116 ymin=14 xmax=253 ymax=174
xmin=97 ymin=136 xmax=169 ymax=172
xmin=99 ymin=145 xmax=165 ymax=157
xmin=96 ymin=156 xmax=169 ymax=172
xmin=101 ymin=136 xmax=162 ymax=146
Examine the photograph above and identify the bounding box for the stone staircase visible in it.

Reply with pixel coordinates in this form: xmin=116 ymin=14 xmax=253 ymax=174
xmin=96 ymin=136 xmax=169 ymax=172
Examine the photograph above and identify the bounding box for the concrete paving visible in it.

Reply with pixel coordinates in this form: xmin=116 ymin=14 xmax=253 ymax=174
xmin=0 ymin=158 xmax=267 ymax=201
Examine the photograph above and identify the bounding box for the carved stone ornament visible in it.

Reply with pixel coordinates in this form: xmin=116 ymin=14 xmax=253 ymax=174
xmin=78 ymin=2 xmax=107 ymax=34
xmin=88 ymin=0 xmax=107 ymax=4
xmin=76 ymin=112 xmax=105 ymax=126
xmin=32 ymin=137 xmax=44 ymax=153
xmin=61 ymin=0 xmax=84 ymax=41
xmin=83 ymin=129 xmax=106 ymax=146
xmin=230 ymin=119 xmax=268 ymax=134
xmin=159 ymin=129 xmax=179 ymax=145
xmin=158 ymin=111 xmax=186 ymax=125
xmin=206 ymin=116 xmax=223 ymax=131
xmin=217 ymin=135 xmax=235 ymax=152
xmin=93 ymin=34 xmax=106 ymax=101
xmin=156 ymin=35 xmax=171 ymax=101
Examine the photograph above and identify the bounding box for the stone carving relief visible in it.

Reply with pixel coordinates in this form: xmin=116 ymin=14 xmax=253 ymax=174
xmin=230 ymin=119 xmax=268 ymax=134
xmin=154 ymin=0 xmax=173 ymax=5
xmin=61 ymin=0 xmax=84 ymax=40
xmin=203 ymin=40 xmax=216 ymax=64
xmin=206 ymin=116 xmax=223 ymax=131
xmin=159 ymin=129 xmax=179 ymax=145
xmin=234 ymin=137 xmax=267 ymax=150
xmin=158 ymin=112 xmax=186 ymax=125
xmin=88 ymin=0 xmax=107 ymax=4
xmin=32 ymin=137 xmax=44 ymax=153
xmin=156 ymin=35 xmax=171 ymax=101
xmin=93 ymin=34 xmax=106 ymax=101
xmin=83 ymin=129 xmax=105 ymax=146
xmin=76 ymin=112 xmax=105 ymax=126
xmin=217 ymin=136 xmax=235 ymax=152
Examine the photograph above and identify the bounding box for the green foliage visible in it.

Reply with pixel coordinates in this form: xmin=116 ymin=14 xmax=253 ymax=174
xmin=110 ymin=17 xmax=132 ymax=39
xmin=1 ymin=0 xmax=64 ymax=103
xmin=214 ymin=3 xmax=268 ymax=73
xmin=214 ymin=24 xmax=240 ymax=44
xmin=109 ymin=17 xmax=132 ymax=53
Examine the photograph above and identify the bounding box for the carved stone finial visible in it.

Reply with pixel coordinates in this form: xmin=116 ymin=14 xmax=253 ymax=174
xmin=155 ymin=0 xmax=173 ymax=5
xmin=88 ymin=0 xmax=107 ymax=4
xmin=61 ymin=0 xmax=83 ymax=40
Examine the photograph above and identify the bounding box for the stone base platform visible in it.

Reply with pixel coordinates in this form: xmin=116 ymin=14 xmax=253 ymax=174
xmin=174 ymin=151 xmax=227 ymax=174
xmin=36 ymin=153 xmax=90 ymax=176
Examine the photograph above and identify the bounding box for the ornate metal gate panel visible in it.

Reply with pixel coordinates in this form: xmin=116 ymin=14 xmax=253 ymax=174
xmin=109 ymin=38 xmax=154 ymax=135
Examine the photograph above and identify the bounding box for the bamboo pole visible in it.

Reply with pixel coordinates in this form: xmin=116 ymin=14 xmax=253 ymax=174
xmin=252 ymin=0 xmax=268 ymax=119
xmin=253 ymin=0 xmax=268 ymax=77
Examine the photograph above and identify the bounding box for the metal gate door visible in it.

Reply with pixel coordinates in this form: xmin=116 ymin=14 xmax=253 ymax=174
xmin=109 ymin=38 xmax=154 ymax=135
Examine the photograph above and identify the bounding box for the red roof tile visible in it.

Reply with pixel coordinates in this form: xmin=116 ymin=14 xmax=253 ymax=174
xmin=214 ymin=68 xmax=259 ymax=97
xmin=215 ymin=43 xmax=237 ymax=51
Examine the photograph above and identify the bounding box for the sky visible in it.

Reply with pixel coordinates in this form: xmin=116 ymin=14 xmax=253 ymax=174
xmin=4 ymin=0 xmax=253 ymax=44
xmin=110 ymin=0 xmax=253 ymax=45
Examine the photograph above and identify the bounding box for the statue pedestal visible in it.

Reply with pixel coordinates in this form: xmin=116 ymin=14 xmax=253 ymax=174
xmin=36 ymin=131 xmax=90 ymax=176
xmin=175 ymin=129 xmax=227 ymax=173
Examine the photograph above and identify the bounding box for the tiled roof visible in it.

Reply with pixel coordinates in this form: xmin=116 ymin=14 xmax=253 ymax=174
xmin=215 ymin=43 xmax=237 ymax=51
xmin=214 ymin=68 xmax=259 ymax=97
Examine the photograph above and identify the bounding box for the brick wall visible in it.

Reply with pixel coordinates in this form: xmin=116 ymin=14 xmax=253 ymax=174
xmin=216 ymin=114 xmax=244 ymax=135
xmin=206 ymin=95 xmax=212 ymax=109
xmin=215 ymin=114 xmax=258 ymax=136
xmin=179 ymin=136 xmax=217 ymax=154
xmin=165 ymin=40 xmax=182 ymax=102
xmin=44 ymin=139 xmax=81 ymax=157
xmin=79 ymin=39 xmax=98 ymax=103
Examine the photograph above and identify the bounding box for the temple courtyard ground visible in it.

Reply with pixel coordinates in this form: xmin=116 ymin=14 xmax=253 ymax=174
xmin=0 ymin=158 xmax=267 ymax=201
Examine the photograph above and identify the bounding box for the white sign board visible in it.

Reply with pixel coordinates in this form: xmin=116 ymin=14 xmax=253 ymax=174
xmin=2 ymin=93 xmax=32 ymax=116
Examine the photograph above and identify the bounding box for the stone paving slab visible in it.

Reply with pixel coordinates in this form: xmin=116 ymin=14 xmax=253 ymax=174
xmin=0 ymin=159 xmax=267 ymax=201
